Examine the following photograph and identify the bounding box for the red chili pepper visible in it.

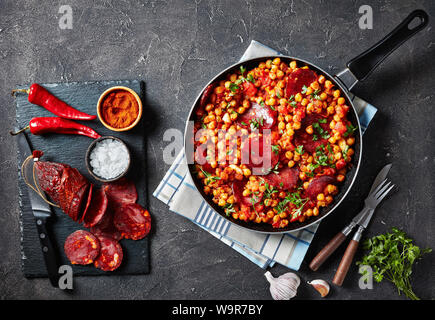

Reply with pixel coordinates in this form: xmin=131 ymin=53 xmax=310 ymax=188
xmin=11 ymin=117 xmax=101 ymax=139
xmin=12 ymin=83 xmax=96 ymax=121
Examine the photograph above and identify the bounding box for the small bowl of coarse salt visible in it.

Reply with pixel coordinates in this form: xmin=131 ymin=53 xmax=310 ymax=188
xmin=85 ymin=136 xmax=131 ymax=182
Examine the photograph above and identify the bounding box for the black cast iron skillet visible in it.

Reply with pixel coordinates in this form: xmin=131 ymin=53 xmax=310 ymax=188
xmin=184 ymin=10 xmax=428 ymax=234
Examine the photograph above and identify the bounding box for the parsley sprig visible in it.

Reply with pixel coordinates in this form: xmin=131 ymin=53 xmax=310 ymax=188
xmin=199 ymin=167 xmax=221 ymax=185
xmin=357 ymin=228 xmax=432 ymax=300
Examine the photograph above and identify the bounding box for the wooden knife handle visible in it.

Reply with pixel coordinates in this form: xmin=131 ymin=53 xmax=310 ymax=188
xmin=309 ymin=232 xmax=347 ymax=271
xmin=332 ymin=239 xmax=359 ymax=286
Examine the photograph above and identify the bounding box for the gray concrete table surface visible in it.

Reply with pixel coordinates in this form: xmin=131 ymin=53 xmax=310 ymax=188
xmin=0 ymin=0 xmax=434 ymax=300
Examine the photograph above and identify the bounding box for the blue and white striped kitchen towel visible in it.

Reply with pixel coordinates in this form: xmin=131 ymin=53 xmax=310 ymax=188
xmin=153 ymin=40 xmax=377 ymax=270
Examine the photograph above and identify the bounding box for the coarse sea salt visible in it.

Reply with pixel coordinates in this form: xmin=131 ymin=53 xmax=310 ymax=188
xmin=89 ymin=139 xmax=129 ymax=179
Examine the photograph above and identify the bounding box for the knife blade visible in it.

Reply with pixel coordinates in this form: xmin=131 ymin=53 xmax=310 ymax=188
xmin=17 ymin=132 xmax=60 ymax=287
xmin=350 ymin=163 xmax=392 ymax=227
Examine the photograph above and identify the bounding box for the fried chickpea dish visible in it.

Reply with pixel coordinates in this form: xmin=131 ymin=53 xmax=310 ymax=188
xmin=193 ymin=58 xmax=357 ymax=228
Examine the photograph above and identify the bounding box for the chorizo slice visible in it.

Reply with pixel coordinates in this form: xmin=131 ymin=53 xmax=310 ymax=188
xmin=237 ymin=102 xmax=277 ymax=130
xmin=285 ymin=68 xmax=317 ymax=97
xmin=263 ymin=167 xmax=300 ymax=190
xmin=103 ymin=178 xmax=137 ymax=206
xmin=90 ymin=210 xmax=123 ymax=241
xmin=113 ymin=203 xmax=151 ymax=240
xmin=68 ymin=183 xmax=89 ymax=222
xmin=240 ymin=132 xmax=279 ymax=172
xmin=83 ymin=187 xmax=108 ymax=228
xmin=93 ymin=236 xmax=123 ymax=272
xmin=306 ymin=176 xmax=336 ymax=200
xmin=64 ymin=230 xmax=100 ymax=265
xmin=293 ymin=114 xmax=331 ymax=154
xmin=199 ymin=83 xmax=215 ymax=109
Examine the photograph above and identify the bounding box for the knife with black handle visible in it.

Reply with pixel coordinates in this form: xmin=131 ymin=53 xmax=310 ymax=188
xmin=17 ymin=132 xmax=60 ymax=287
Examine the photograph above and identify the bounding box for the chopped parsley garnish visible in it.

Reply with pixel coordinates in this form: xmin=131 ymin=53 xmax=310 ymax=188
xmin=229 ymin=83 xmax=239 ymax=92
xmin=223 ymin=203 xmax=236 ymax=216
xmin=261 ymin=180 xmax=278 ymax=199
xmin=344 ymin=124 xmax=358 ymax=137
xmin=342 ymin=145 xmax=349 ymax=161
xmin=240 ymin=65 xmax=246 ymax=76
xmin=312 ymin=134 xmax=318 ymax=141
xmin=276 ymin=90 xmax=281 ymax=99
xmin=295 ymin=145 xmax=304 ymax=155
xmin=313 ymin=121 xmax=330 ymax=139
xmin=275 ymin=192 xmax=308 ymax=217
xmin=270 ymin=162 xmax=280 ymax=174
xmin=249 ymin=118 xmax=260 ymax=130
xmin=301 ymin=85 xmax=308 ymax=94
xmin=199 ymin=167 xmax=220 ymax=185
xmin=311 ymin=89 xmax=321 ymax=100
xmin=271 ymin=144 xmax=280 ymax=155
xmin=241 ymin=121 xmax=248 ymax=126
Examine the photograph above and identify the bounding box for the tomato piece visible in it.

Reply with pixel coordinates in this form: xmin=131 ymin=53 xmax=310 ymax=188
xmin=242 ymin=81 xmax=258 ymax=97
xmin=335 ymin=159 xmax=347 ymax=170
xmin=334 ymin=121 xmax=347 ymax=134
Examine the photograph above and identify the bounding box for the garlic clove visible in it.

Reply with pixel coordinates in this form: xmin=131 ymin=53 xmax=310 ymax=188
xmin=308 ymin=279 xmax=330 ymax=297
xmin=265 ymin=271 xmax=300 ymax=300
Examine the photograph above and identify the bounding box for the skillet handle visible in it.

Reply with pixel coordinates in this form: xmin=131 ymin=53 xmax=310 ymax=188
xmin=347 ymin=9 xmax=428 ymax=81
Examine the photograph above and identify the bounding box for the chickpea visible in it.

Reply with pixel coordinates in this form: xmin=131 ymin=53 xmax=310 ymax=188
xmin=242 ymin=189 xmax=250 ymax=197
xmin=334 ymin=152 xmax=342 ymax=160
xmin=306 ymin=125 xmax=314 ymax=134
xmin=327 ymin=106 xmax=335 ymax=115
xmin=288 ymin=160 xmax=295 ymax=168
xmin=313 ymin=207 xmax=319 ymax=216
xmin=276 ymin=70 xmax=284 ymax=79
xmin=305 ymin=87 xmax=313 ymax=95
xmin=267 ymin=211 xmax=275 ymax=218
xmin=337 ymin=97 xmax=345 ymax=105
xmin=303 ymin=181 xmax=310 ymax=189
xmin=333 ymin=89 xmax=341 ymax=98
xmin=215 ymin=86 xmax=225 ymax=94
xmin=266 ymin=60 xmax=272 ymax=68
xmin=305 ymin=209 xmax=313 ymax=217
xmin=320 ymin=92 xmax=328 ymax=101
xmin=337 ymin=174 xmax=345 ymax=182
xmin=285 ymin=151 xmax=293 ymax=159
xmin=273 ymin=57 xmax=281 ymax=65
xmin=295 ymin=93 xmax=302 ymax=102
xmin=318 ymin=75 xmax=325 ymax=84
xmin=243 ymin=168 xmax=251 ymax=176
xmin=290 ymin=60 xmax=297 ymax=69
xmin=278 ymin=121 xmax=286 ymax=130
xmin=347 ymin=137 xmax=355 ymax=145
xmin=317 ymin=193 xmax=325 ymax=201
xmin=293 ymin=122 xmax=301 ymax=130
xmin=205 ymin=103 xmax=214 ymax=112
xmin=325 ymin=80 xmax=333 ymax=89
xmin=259 ymin=62 xmax=266 ymax=69
xmin=310 ymin=81 xmax=320 ymax=91
xmin=266 ymin=98 xmax=276 ymax=106
xmin=301 ymin=98 xmax=308 ymax=106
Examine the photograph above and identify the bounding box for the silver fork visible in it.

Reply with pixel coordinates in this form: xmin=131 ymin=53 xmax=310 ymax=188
xmin=332 ymin=178 xmax=395 ymax=286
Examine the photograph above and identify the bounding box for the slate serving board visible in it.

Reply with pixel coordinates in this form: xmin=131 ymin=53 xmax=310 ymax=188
xmin=15 ymin=80 xmax=150 ymax=277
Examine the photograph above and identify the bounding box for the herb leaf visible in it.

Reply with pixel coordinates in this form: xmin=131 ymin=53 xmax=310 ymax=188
xmin=357 ymin=228 xmax=432 ymax=300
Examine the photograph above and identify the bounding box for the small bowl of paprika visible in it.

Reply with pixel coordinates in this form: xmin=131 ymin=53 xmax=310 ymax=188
xmin=97 ymin=86 xmax=142 ymax=132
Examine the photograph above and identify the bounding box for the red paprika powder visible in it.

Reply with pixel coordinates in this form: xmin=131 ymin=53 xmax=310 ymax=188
xmin=100 ymin=90 xmax=139 ymax=129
